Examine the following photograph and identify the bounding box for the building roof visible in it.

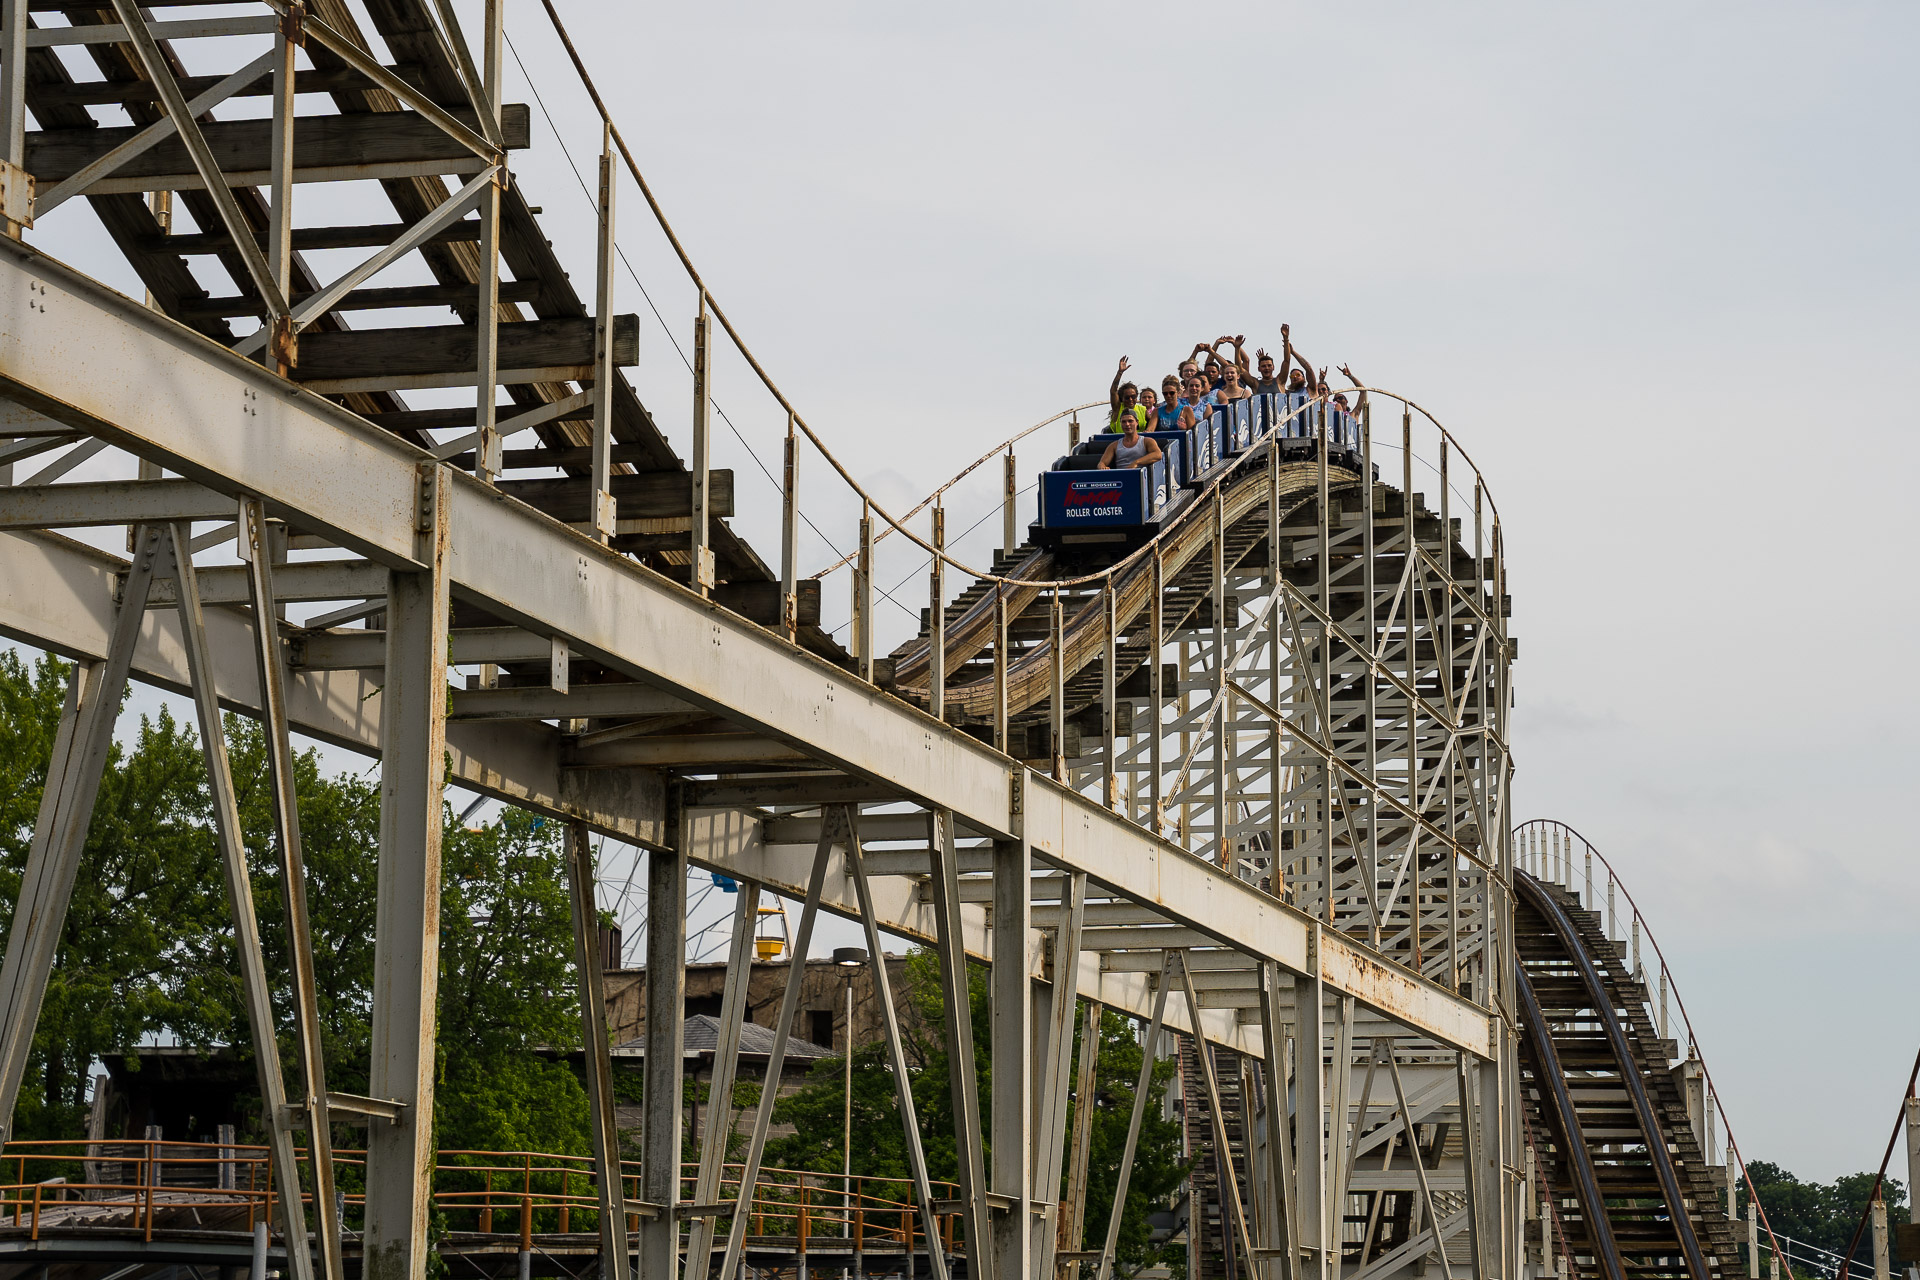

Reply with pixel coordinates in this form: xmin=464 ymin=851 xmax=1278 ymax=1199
xmin=611 ymin=1015 xmax=835 ymax=1062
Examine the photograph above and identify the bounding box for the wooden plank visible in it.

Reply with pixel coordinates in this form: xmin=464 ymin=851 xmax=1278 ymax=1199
xmin=25 ymin=103 xmax=531 ymax=190
xmin=150 ymin=219 xmax=486 ymax=256
xmin=495 ymin=469 xmax=734 ymax=521
xmin=179 ymin=279 xmax=542 ymax=321
xmin=289 ymin=315 xmax=638 ymax=382
xmin=713 ymin=579 xmax=821 ymax=629
xmin=29 ymin=63 xmax=428 ymax=107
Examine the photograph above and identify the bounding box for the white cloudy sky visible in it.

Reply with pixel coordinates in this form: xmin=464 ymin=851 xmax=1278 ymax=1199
xmin=20 ymin=1 xmax=1916 ymax=1182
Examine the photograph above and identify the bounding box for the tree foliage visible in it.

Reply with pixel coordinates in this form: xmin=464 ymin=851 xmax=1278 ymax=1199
xmin=0 ymin=649 xmax=592 ymax=1157
xmin=1745 ymin=1160 xmax=1909 ymax=1277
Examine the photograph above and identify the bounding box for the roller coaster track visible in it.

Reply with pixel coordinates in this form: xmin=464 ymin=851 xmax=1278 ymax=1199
xmin=0 ymin=4 xmax=1773 ymax=1279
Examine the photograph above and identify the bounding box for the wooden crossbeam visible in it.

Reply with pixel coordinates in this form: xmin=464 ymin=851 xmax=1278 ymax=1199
xmin=149 ymin=219 xmax=486 ymax=256
xmin=180 ymin=279 xmax=542 ymax=321
xmin=26 ymin=104 xmax=531 ymax=194
xmin=495 ymin=469 xmax=734 ymax=520
xmin=288 ymin=315 xmax=637 ymax=384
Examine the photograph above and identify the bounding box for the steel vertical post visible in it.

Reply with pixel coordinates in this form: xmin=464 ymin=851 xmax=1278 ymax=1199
xmin=1059 ymin=998 xmax=1103 ymax=1280
xmin=166 ymin=526 xmax=318 ymax=1280
xmin=1049 ymin=589 xmax=1066 ymax=782
xmin=781 ymin=413 xmax=800 ymax=641
xmin=1317 ymin=403 xmax=1333 ymax=925
xmin=1257 ymin=962 xmax=1299 ymax=1280
xmin=1095 ymin=957 xmax=1173 ymax=1280
xmin=929 ymin=808 xmax=995 ymax=1280
xmin=471 ymin=2 xmax=504 ymax=482
xmin=1361 ymin=403 xmax=1379 ymax=946
xmin=564 ymin=824 xmax=631 ymax=1280
xmin=990 ymin=819 xmax=1031 ymax=1280
xmin=1212 ymin=491 xmax=1228 ymax=869
xmin=265 ymin=9 xmax=297 ymax=373
xmin=0 ymin=0 xmax=24 ymax=219
xmin=638 ymin=841 xmax=686 ymax=1280
xmin=846 ymin=815 xmax=952 ymax=1280
xmin=691 ymin=291 xmax=713 ymax=594
xmin=856 ymin=504 xmax=874 ymax=682
xmin=1150 ymin=551 xmax=1165 ymax=832
xmin=721 ymin=822 xmax=839 ymax=1280
xmin=685 ymin=888 xmax=758 ymax=1269
xmin=1296 ymin=925 xmax=1327 ymax=1280
xmin=1003 ymin=450 xmax=1017 ymax=556
xmin=930 ymin=505 xmax=946 ymax=720
xmin=993 ymin=585 xmax=1009 ymax=753
xmin=1102 ymin=586 xmax=1118 ymax=809
xmin=1033 ymin=872 xmax=1087 ymax=1275
xmin=364 ymin=466 xmax=451 ymax=1280
xmin=589 ymin=123 xmax=617 ymax=541
xmin=238 ymin=504 xmax=342 ymax=1280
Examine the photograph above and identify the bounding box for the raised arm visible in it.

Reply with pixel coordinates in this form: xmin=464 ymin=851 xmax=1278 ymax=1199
xmin=1109 ymin=355 xmax=1130 ymax=412
xmin=1287 ymin=339 xmax=1314 ymax=389
xmin=1228 ymin=334 xmax=1251 ymax=376
xmin=1338 ymin=363 xmax=1369 ymax=412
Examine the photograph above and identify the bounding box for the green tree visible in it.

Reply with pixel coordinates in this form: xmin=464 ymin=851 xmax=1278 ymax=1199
xmin=0 ymin=651 xmax=233 ymax=1137
xmin=0 ymin=649 xmax=595 ymax=1160
xmin=434 ymin=809 xmax=591 ymax=1156
xmin=1745 ymin=1160 xmax=1909 ymax=1277
xmin=1071 ymin=1008 xmax=1186 ymax=1274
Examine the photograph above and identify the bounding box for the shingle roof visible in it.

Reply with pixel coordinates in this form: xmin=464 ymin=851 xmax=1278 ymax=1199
xmin=612 ymin=1014 xmax=835 ymax=1061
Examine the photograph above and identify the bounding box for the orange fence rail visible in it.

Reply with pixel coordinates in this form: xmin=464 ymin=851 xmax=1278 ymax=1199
xmin=0 ymin=1140 xmax=963 ymax=1255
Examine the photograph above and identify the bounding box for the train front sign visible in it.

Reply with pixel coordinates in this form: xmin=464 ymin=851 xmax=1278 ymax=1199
xmin=1050 ymin=472 xmax=1148 ymax=525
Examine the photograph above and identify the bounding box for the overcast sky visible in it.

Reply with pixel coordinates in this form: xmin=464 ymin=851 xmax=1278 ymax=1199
xmin=21 ymin=1 xmax=1917 ymax=1183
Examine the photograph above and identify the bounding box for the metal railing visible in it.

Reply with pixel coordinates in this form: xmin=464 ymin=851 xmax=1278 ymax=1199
xmin=1513 ymin=819 xmax=1795 ymax=1279
xmin=0 ymin=1140 xmax=964 ymax=1256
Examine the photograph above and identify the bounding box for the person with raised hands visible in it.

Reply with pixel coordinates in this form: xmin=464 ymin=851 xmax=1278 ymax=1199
xmin=1107 ymin=355 xmax=1148 ymax=431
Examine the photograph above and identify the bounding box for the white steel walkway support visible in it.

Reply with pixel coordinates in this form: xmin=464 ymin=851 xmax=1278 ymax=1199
xmin=364 ymin=467 xmax=452 ymax=1280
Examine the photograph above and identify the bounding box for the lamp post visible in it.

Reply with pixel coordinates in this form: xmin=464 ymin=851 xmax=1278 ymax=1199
xmin=832 ymin=946 xmax=867 ymax=1276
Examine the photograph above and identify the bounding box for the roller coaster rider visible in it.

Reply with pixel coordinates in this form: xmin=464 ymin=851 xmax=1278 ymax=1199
xmin=1096 ymin=415 xmax=1165 ymax=470
xmin=1107 ymin=355 xmax=1149 ymax=431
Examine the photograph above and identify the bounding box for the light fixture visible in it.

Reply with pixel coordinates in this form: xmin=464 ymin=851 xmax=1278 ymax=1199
xmin=832 ymin=947 xmax=868 ymax=968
